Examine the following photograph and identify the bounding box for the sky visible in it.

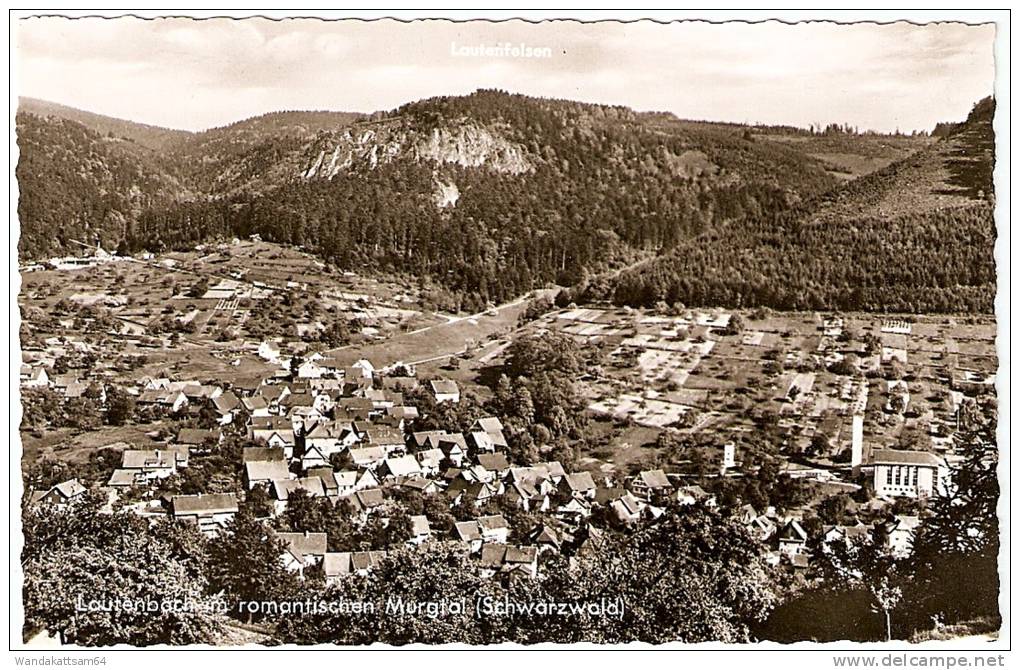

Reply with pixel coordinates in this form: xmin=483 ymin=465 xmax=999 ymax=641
xmin=15 ymin=17 xmax=997 ymax=133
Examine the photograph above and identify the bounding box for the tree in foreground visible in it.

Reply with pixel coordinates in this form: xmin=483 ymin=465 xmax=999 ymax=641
xmin=275 ymin=504 xmax=777 ymax=644
xmin=22 ymin=495 xmax=219 ymax=645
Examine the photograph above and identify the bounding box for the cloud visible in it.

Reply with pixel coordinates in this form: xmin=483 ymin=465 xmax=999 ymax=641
xmin=14 ymin=17 xmax=995 ymax=133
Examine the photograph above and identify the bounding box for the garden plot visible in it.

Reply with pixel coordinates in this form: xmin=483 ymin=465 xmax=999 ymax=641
xmin=589 ymin=392 xmax=694 ymax=428
xmin=621 ymin=333 xmax=715 ymax=355
xmin=633 ymin=349 xmax=691 ymax=385
xmin=560 ymin=321 xmax=626 ymax=339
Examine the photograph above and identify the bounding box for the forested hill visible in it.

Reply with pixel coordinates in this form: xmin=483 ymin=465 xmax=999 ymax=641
xmin=167 ymin=110 xmax=365 ymax=195
xmin=18 ymin=97 xmax=193 ymax=152
xmin=15 ymin=112 xmax=186 ymax=259
xmin=602 ymin=97 xmax=997 ymax=314
xmin=17 ymin=90 xmax=994 ymax=314
xmin=126 ymin=90 xmax=840 ymax=311
xmin=15 ymin=104 xmax=363 ymax=259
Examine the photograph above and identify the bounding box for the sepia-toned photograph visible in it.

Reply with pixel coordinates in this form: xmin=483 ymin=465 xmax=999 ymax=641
xmin=8 ymin=9 xmax=1008 ymax=657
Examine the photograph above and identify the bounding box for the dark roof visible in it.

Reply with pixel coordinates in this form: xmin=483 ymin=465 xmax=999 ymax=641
xmin=637 ymin=469 xmax=671 ymax=489
xmin=171 ymin=493 xmax=238 ymax=516
xmin=212 ymin=391 xmax=240 ymax=413
xmin=455 ymin=521 xmax=481 ymax=542
xmin=278 ymin=531 xmax=327 ymax=557
xmin=354 ymin=488 xmax=385 ymax=509
xmin=479 ymin=543 xmax=507 ymax=568
xmin=243 ymin=446 xmax=286 ymax=463
xmin=563 ymin=472 xmax=597 ymax=492
xmin=476 ymin=452 xmax=510 ymax=471
xmin=872 ymin=449 xmax=944 ymax=467
xmin=177 ymin=428 xmax=220 ymax=445
xmin=478 ymin=514 xmax=509 ymax=532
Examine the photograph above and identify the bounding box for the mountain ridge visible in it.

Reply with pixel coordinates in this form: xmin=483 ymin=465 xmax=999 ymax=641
xmin=602 ymin=96 xmax=996 ymax=313
xmin=15 ymin=90 xmax=995 ymax=314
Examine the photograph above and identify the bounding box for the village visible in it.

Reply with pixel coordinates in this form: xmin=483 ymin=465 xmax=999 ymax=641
xmin=18 ymin=240 xmax=999 ymax=586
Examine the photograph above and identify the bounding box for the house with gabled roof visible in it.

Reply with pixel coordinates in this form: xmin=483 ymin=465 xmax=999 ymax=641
xmin=409 ymin=430 xmax=446 ymax=450
xmin=240 ymin=394 xmax=271 ymax=418
xmin=454 ymin=520 xmax=484 ymax=553
xmin=476 ymin=452 xmax=510 ymax=476
xmin=438 ymin=434 xmax=468 ymax=467
xmin=477 ymin=514 xmax=510 ymax=543
xmin=137 ymin=389 xmax=188 ymax=413
xmin=556 ymin=495 xmax=593 ymax=521
xmin=478 ymin=544 xmax=539 ymax=578
xmin=777 ymin=519 xmax=808 ymax=558
xmin=242 ymin=446 xmax=286 ymax=463
xmin=324 ymin=552 xmax=352 ymax=585
xmin=335 ymin=469 xmax=379 ymax=496
xmin=610 ymin=493 xmax=645 ymax=525
xmin=305 ymin=420 xmax=357 ymax=454
xmin=272 ymin=477 xmax=326 ymax=513
xmin=408 ymin=515 xmax=431 ymax=545
xmin=349 ymin=446 xmax=387 ymax=470
xmin=116 ymin=447 xmax=189 ymax=484
xmin=472 ymin=416 xmax=504 ymax=435
xmin=559 ymin=472 xmax=597 ymax=499
xmin=300 ymin=444 xmax=331 ymax=471
xmin=379 ymin=455 xmax=422 ymax=480
xmin=508 ymin=466 xmax=557 ymax=496
xmin=263 ymin=430 xmax=296 ymax=457
xmin=429 ymin=379 xmax=461 ymax=404
xmin=181 ymin=384 xmax=222 ymax=401
xmin=244 ymin=460 xmax=292 ymax=490
xmin=398 ymin=476 xmax=441 ymax=496
xmin=176 ymin=428 xmax=222 ymax=450
xmin=361 ymin=426 xmax=405 ymax=454
xmin=503 ymin=545 xmax=539 ymax=577
xmin=249 ymin=415 xmax=292 ymax=438
xmin=211 ymin=391 xmax=240 ymax=425
xmin=351 ymin=550 xmax=387 ymax=575
xmin=345 ymin=488 xmax=386 ymax=518
xmin=297 ymin=359 xmax=328 ymax=379
xmin=170 ymin=493 xmax=238 ymax=536
xmin=505 ymin=480 xmax=550 ymax=513
xmin=415 ymin=447 xmax=446 ymax=475
xmin=447 ymin=479 xmax=500 ymax=508
xmin=306 ymin=467 xmax=340 ymax=497
xmin=29 ymin=478 xmax=87 ymax=508
xmin=526 ymin=523 xmax=562 ymax=552
xmin=536 ymin=461 xmax=567 ymax=484
xmin=20 ymin=365 xmax=49 ymax=388
xmin=461 ymin=463 xmax=497 ymax=484
xmin=467 ymin=431 xmax=498 ymax=453
xmin=631 ymin=469 xmax=672 ymax=499
xmin=278 ymin=531 xmax=328 ymax=578
xmin=478 ymin=543 xmax=508 ymax=577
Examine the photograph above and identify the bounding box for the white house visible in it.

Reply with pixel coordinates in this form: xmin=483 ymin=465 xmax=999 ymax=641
xmin=20 ymin=365 xmax=49 ymax=388
xmin=429 ymin=379 xmax=461 ymax=404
